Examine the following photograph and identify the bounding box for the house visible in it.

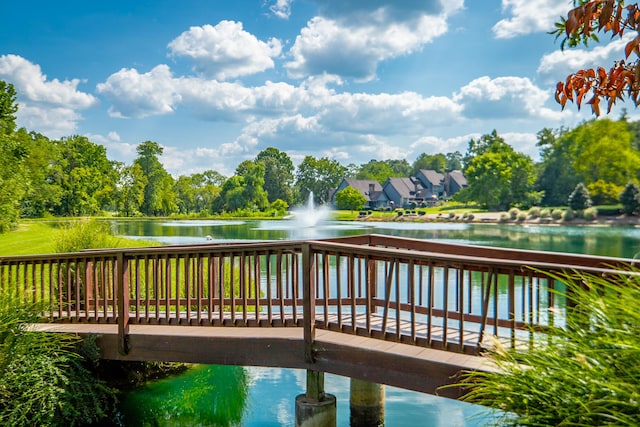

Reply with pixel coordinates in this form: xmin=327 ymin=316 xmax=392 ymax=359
xmin=416 ymin=170 xmax=445 ymax=198
xmin=445 ymin=170 xmax=468 ymax=196
xmin=332 ymin=178 xmax=388 ymax=209
xmin=383 ymin=177 xmax=428 ymax=208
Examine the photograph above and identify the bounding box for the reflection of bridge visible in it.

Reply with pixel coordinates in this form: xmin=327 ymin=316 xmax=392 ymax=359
xmin=3 ymin=234 xmax=634 ymax=422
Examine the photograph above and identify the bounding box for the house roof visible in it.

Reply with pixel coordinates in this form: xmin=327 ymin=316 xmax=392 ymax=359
xmin=448 ymin=170 xmax=467 ymax=187
xmin=343 ymin=178 xmax=385 ymax=202
xmin=384 ymin=177 xmax=426 ymax=200
xmin=418 ymin=169 xmax=445 ymax=186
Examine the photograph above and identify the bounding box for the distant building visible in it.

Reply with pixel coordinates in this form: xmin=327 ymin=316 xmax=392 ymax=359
xmin=331 ymin=170 xmax=468 ymax=209
xmin=332 ymin=178 xmax=388 ymax=209
xmin=415 ymin=169 xmax=445 ymax=198
xmin=445 ymin=170 xmax=468 ymax=196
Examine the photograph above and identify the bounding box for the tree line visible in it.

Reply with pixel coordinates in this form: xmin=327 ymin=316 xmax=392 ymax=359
xmin=2 ymin=80 xmax=640 ymax=232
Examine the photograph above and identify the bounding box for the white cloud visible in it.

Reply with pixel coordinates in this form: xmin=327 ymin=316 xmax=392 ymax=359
xmin=410 ymin=134 xmax=478 ymax=156
xmin=454 ymin=76 xmax=565 ymax=120
xmin=493 ymin=0 xmax=571 ymax=39
xmin=168 ymin=21 xmax=282 ymax=80
xmin=285 ymin=3 xmax=459 ymax=81
xmin=0 ymin=54 xmax=97 ymax=136
xmin=87 ymin=131 xmax=137 ymax=162
xmin=268 ymin=0 xmax=293 ymax=19
xmin=502 ymin=132 xmax=539 ymax=159
xmin=96 ymin=65 xmax=180 ymax=118
xmin=537 ymin=34 xmax=633 ymax=81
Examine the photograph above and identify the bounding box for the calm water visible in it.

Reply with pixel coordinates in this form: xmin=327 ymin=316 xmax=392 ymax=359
xmin=113 ymin=218 xmax=640 ymax=426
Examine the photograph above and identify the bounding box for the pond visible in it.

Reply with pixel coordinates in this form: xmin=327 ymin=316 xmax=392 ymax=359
xmin=112 ymin=218 xmax=640 ymax=426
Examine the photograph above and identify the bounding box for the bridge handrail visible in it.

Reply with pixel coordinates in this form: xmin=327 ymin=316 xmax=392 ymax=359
xmin=1 ymin=235 xmax=635 ymax=356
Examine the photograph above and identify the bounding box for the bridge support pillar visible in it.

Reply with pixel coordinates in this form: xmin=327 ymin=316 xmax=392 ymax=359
xmin=295 ymin=370 xmax=336 ymax=427
xmin=350 ymin=378 xmax=385 ymax=427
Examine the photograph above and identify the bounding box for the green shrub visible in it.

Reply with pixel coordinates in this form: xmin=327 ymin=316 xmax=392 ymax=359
xmin=455 ymin=269 xmax=640 ymax=426
xmin=563 ymin=209 xmax=575 ymax=221
xmin=54 ymin=219 xmax=122 ymax=253
xmin=516 ymin=212 xmax=527 ymax=222
xmin=539 ymin=208 xmax=551 ymax=219
xmin=0 ymin=288 xmax=116 ymax=426
xmin=620 ymin=182 xmax=640 ymax=215
xmin=508 ymin=208 xmax=520 ymax=220
xmin=528 ymin=207 xmax=540 ymax=219
xmin=499 ymin=213 xmax=510 ymax=222
xmin=583 ymin=207 xmax=598 ymax=221
xmin=551 ymin=209 xmax=563 ymax=220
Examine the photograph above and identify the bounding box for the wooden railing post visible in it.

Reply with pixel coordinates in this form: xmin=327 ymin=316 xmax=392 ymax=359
xmin=302 ymin=243 xmax=316 ymax=363
xmin=117 ymin=252 xmax=130 ymax=355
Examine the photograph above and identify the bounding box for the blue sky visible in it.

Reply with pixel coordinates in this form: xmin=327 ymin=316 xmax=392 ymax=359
xmin=0 ymin=1 xmax=631 ymax=176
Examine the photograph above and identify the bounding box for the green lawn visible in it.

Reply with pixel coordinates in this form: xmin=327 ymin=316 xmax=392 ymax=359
xmin=0 ymin=221 xmax=158 ymax=256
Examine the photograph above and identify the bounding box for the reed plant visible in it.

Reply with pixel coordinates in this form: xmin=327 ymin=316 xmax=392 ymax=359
xmin=0 ymin=286 xmax=116 ymax=426
xmin=455 ymin=269 xmax=640 ymax=426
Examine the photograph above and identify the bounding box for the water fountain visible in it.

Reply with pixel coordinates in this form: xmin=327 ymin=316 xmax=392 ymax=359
xmin=288 ymin=192 xmax=329 ymax=227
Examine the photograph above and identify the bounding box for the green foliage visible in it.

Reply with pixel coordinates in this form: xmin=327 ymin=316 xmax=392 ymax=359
xmin=334 ymin=186 xmax=367 ymax=211
xmin=0 ymin=287 xmax=116 ymax=426
xmin=54 ymin=219 xmax=123 ymax=253
xmin=508 ymin=208 xmax=520 ymax=220
xmin=135 ymin=141 xmax=177 ymax=216
xmin=583 ymin=206 xmax=598 ymax=221
xmin=551 ymin=209 xmax=563 ymax=220
xmin=463 ymin=131 xmax=538 ymax=210
xmin=457 ymin=269 xmax=640 ymax=426
xmin=620 ymin=182 xmax=640 ymax=215
xmin=0 ymin=80 xmax=18 ymax=134
xmin=568 ymin=182 xmax=592 ymax=211
xmin=295 ymin=156 xmax=346 ymax=205
xmin=269 ymin=199 xmax=289 ymax=216
xmin=527 ymin=207 xmax=540 ymax=218
xmin=256 ymin=147 xmax=295 ymax=204
xmin=588 ymin=179 xmax=624 ymax=205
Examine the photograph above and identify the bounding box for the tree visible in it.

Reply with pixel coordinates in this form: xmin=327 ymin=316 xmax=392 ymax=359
xmin=535 ymin=127 xmax=580 ymax=206
xmin=334 ymin=186 xmax=367 ymax=211
xmin=568 ymin=182 xmax=593 ymax=211
xmin=255 ymin=147 xmax=295 ymax=204
xmin=553 ymin=1 xmax=640 ymax=115
xmin=115 ymin=163 xmax=147 ymax=217
xmin=295 ymin=156 xmax=346 ymax=205
xmin=356 ymin=159 xmax=397 ymax=183
xmin=0 ymin=80 xmax=18 ymax=135
xmin=134 ymin=141 xmax=176 ymax=216
xmin=412 ymin=153 xmax=447 ymax=175
xmin=461 ymin=131 xmax=539 ymax=210
xmin=54 ymin=136 xmax=117 ymax=216
xmin=620 ymin=182 xmax=640 ymax=215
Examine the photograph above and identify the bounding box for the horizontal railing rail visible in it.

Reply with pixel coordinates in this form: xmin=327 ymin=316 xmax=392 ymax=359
xmin=1 ymin=234 xmax=634 ymax=356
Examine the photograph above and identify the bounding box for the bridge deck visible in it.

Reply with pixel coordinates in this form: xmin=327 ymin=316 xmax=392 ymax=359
xmin=32 ymin=322 xmax=496 ymax=396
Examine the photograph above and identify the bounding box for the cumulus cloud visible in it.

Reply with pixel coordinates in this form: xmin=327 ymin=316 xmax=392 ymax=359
xmin=96 ymin=65 xmax=180 ymax=118
xmin=410 ymin=134 xmax=478 ymax=156
xmin=0 ymin=54 xmax=97 ymax=136
xmin=168 ymin=21 xmax=282 ymax=80
xmin=284 ymin=1 xmax=462 ymax=81
xmin=537 ymin=34 xmax=633 ymax=81
xmin=454 ymin=76 xmax=564 ymax=120
xmin=493 ymin=0 xmax=571 ymax=39
xmin=268 ymin=0 xmax=293 ymax=19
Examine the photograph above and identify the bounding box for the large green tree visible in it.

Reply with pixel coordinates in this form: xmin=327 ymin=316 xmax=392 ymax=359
xmin=334 ymin=186 xmax=366 ymax=211
xmin=295 ymin=156 xmax=346 ymax=205
xmin=115 ymin=163 xmax=147 ymax=217
xmin=0 ymin=81 xmax=26 ymax=231
xmin=460 ymin=130 xmax=539 ymax=210
xmin=255 ymin=147 xmax=295 ymax=204
xmin=134 ymin=141 xmax=176 ymax=216
xmin=356 ymin=159 xmax=397 ymax=183
xmin=54 ymin=136 xmax=117 ymax=216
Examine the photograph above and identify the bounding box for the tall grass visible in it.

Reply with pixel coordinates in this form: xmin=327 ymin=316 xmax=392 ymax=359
xmin=0 ymin=286 xmax=116 ymax=426
xmin=456 ymin=269 xmax=640 ymax=426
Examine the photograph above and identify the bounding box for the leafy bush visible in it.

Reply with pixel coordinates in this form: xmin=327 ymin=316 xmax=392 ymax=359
xmin=0 ymin=288 xmax=116 ymax=426
xmin=54 ymin=219 xmax=122 ymax=253
xmin=516 ymin=212 xmax=527 ymax=222
xmin=508 ymin=208 xmax=520 ymax=220
xmin=551 ymin=209 xmax=563 ymax=220
xmin=583 ymin=207 xmax=598 ymax=221
xmin=456 ymin=269 xmax=640 ymax=426
xmin=499 ymin=213 xmax=510 ymax=222
xmin=527 ymin=207 xmax=540 ymax=219
xmin=539 ymin=208 xmax=551 ymax=219
xmin=563 ymin=209 xmax=575 ymax=221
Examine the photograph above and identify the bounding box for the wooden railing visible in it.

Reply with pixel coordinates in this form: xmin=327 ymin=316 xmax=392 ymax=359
xmin=1 ymin=234 xmax=634 ymax=356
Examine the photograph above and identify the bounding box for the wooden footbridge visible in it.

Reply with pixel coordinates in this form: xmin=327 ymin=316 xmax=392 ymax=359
xmin=1 ymin=234 xmax=634 ymax=399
